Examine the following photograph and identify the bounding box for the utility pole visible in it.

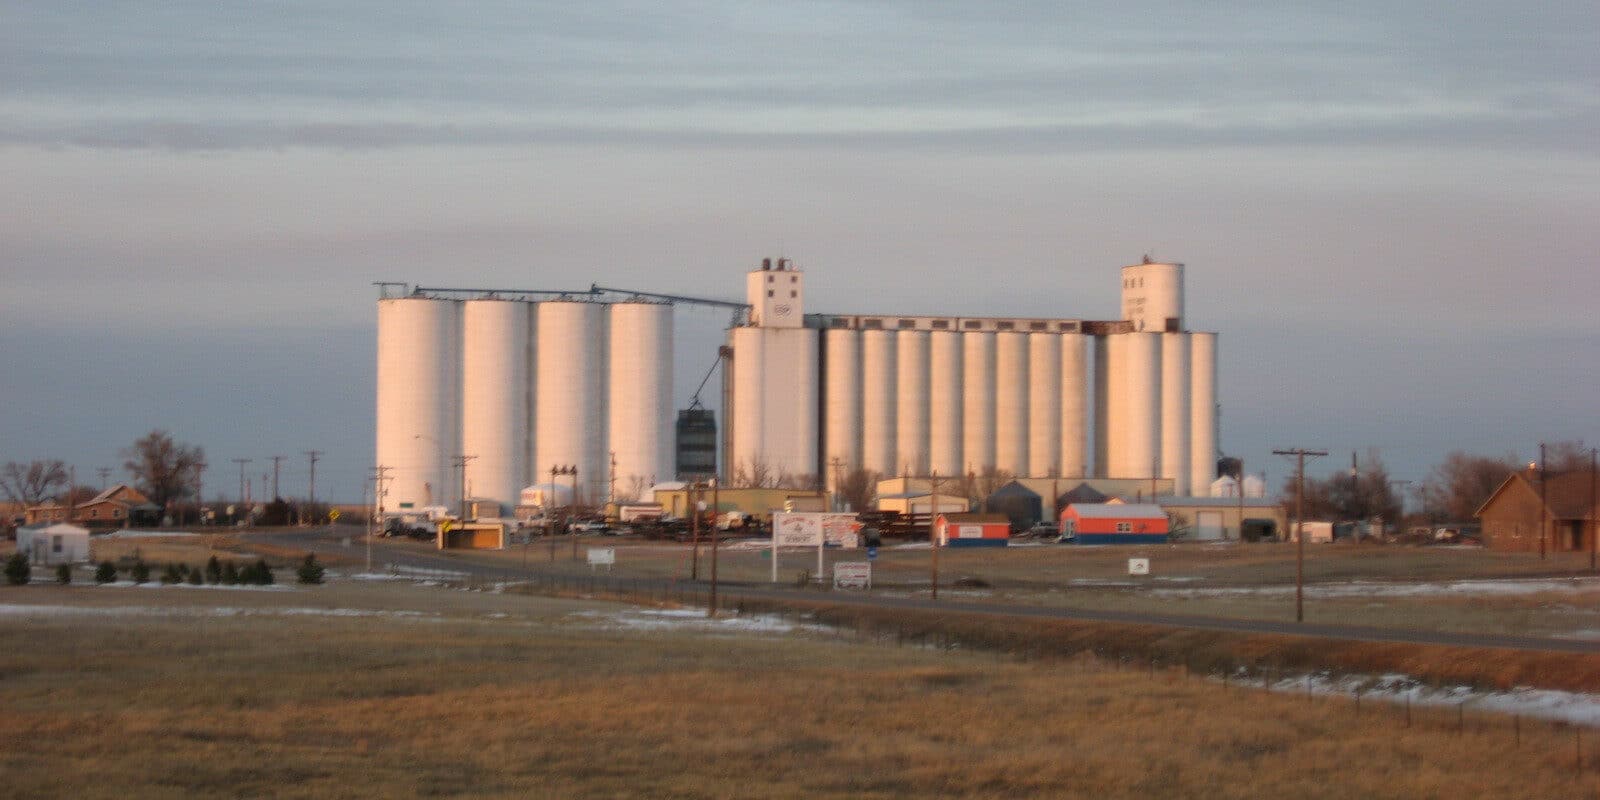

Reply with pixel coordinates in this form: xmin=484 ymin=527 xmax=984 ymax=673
xmin=708 ymin=477 xmax=720 ymax=618
xmin=608 ymin=451 xmax=617 ymax=507
xmin=270 ymin=456 xmax=284 ymax=500
xmin=194 ymin=461 xmax=207 ymax=526
xmin=1274 ymin=447 xmax=1327 ymax=623
xmin=232 ymin=458 xmax=252 ymax=506
xmin=304 ymin=450 xmax=322 ymax=525
xmin=370 ymin=465 xmax=391 ymax=574
xmin=452 ymin=454 xmax=476 ymax=521
xmin=690 ymin=481 xmax=701 ymax=580
xmin=1539 ymin=442 xmax=1548 ymax=560
xmin=96 ymin=467 xmax=111 ymax=492
xmin=1236 ymin=457 xmax=1245 ymax=540
xmin=829 ymin=457 xmax=844 ymax=511
xmin=1589 ymin=447 xmax=1597 ymax=572
xmin=929 ymin=471 xmax=941 ymax=601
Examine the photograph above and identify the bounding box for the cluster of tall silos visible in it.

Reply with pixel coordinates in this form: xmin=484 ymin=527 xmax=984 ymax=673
xmin=822 ymin=323 xmax=1095 ymax=481
xmin=375 ymin=295 xmax=673 ymax=515
xmin=803 ymin=258 xmax=1218 ymax=495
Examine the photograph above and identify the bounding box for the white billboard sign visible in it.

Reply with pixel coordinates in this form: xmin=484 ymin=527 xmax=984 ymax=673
xmin=1127 ymin=558 xmax=1149 ymax=576
xmin=773 ymin=512 xmax=823 ymax=547
xmin=833 ymin=561 xmax=871 ymax=590
xmin=587 ymin=548 xmax=616 ymax=566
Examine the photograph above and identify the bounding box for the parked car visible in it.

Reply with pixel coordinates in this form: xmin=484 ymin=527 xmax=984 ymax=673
xmin=571 ymin=520 xmax=609 ymax=534
xmin=1026 ymin=522 xmax=1058 ymax=538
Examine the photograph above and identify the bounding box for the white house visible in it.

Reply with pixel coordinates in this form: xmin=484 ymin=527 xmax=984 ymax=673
xmin=16 ymin=522 xmax=92 ymax=566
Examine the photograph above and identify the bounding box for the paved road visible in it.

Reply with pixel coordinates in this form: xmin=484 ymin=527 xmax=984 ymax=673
xmin=246 ymin=527 xmax=1600 ymax=655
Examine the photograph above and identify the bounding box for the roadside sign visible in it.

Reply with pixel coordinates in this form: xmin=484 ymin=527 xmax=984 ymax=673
xmin=440 ymin=519 xmax=455 ymax=534
xmin=328 ymin=509 xmax=341 ymax=522
xmin=833 ymin=561 xmax=871 ymax=590
xmin=866 ymin=547 xmax=878 ymax=561
xmin=1128 ymin=558 xmax=1150 ymax=576
xmin=587 ymin=547 xmax=616 ymax=572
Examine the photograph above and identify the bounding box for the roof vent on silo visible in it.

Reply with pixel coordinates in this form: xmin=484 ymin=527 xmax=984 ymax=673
xmin=762 ymin=258 xmax=772 ymax=270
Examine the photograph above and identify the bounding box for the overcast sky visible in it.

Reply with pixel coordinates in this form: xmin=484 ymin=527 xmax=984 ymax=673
xmin=4 ymin=2 xmax=1596 ymax=504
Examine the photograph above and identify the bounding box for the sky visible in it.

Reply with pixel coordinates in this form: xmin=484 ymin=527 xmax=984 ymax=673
xmin=3 ymin=2 xmax=1597 ymax=505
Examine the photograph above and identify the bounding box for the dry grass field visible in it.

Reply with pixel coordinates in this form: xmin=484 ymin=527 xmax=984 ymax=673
xmin=3 ymin=580 xmax=1600 ymax=799
xmin=427 ymin=536 xmax=1600 ymax=639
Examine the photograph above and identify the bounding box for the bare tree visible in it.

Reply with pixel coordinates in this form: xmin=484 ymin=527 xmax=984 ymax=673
xmin=1417 ymin=450 xmax=1521 ymax=522
xmin=974 ymin=466 xmax=1014 ymax=502
xmin=622 ymin=475 xmax=650 ymax=504
xmin=838 ymin=468 xmax=877 ymax=512
xmin=0 ymin=460 xmax=68 ymax=506
xmin=122 ymin=430 xmax=206 ymax=509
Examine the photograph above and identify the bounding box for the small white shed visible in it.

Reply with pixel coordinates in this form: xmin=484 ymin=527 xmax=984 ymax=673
xmin=16 ymin=522 xmax=92 ymax=566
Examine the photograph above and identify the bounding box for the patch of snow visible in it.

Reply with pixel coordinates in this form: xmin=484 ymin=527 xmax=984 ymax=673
xmin=1258 ymin=671 xmax=1600 ymax=728
xmin=0 ymin=603 xmax=437 ymax=620
xmin=570 ymin=607 xmax=813 ymax=635
xmin=1154 ymin=577 xmax=1600 ymax=600
xmin=100 ymin=530 xmax=199 ymax=538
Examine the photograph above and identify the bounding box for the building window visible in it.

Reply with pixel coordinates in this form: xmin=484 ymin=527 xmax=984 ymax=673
xmin=1029 ymin=321 xmax=1047 ymax=331
xmin=863 ymin=318 xmax=883 ymax=329
xmin=996 ymin=321 xmax=1014 ymax=331
xmin=91 ymin=509 xmax=99 ymax=518
xmin=767 ymin=275 xmax=774 ymax=283
xmin=897 ymin=319 xmax=916 ymax=329
xmin=113 ymin=509 xmax=122 ymax=518
xmin=1059 ymin=322 xmax=1078 ymax=332
xmin=931 ymin=320 xmax=949 ymax=330
xmin=1115 ymin=522 xmax=1132 ymax=533
xmin=52 ymin=535 xmax=63 ymax=553
xmin=767 ymin=290 xmax=773 ymax=297
xmin=790 ymin=291 xmax=796 ymax=298
xmin=963 ymin=320 xmax=982 ymax=330
xmin=790 ymin=275 xmax=797 ymax=283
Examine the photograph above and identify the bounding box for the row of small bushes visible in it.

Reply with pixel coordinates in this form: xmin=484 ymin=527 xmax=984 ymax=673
xmin=5 ymin=552 xmax=325 ymax=586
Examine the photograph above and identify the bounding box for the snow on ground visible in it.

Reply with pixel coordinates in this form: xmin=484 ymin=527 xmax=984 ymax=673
xmin=0 ymin=603 xmax=436 ymax=620
xmin=1261 ymin=671 xmax=1600 ymax=728
xmin=100 ymin=529 xmax=199 ymax=538
xmin=1154 ymin=577 xmax=1600 ymax=600
xmin=569 ymin=607 xmax=820 ymax=635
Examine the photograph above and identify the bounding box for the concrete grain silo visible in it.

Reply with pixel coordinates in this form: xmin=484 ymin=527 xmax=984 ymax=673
xmin=608 ymin=302 xmax=673 ymax=502
xmin=1160 ymin=332 xmax=1191 ymax=496
xmin=1027 ymin=332 xmax=1061 ymax=478
xmin=1190 ymin=332 xmax=1219 ymax=495
xmin=927 ymin=329 xmax=963 ymax=476
xmin=895 ymin=329 xmax=930 ymax=476
xmin=534 ymin=301 xmax=605 ymax=505
xmin=994 ymin=330 xmax=1030 ymax=475
xmin=1059 ymin=332 xmax=1090 ymax=478
xmin=375 ymin=296 xmax=460 ymax=512
xmin=861 ymin=328 xmax=898 ymax=475
xmin=961 ymin=331 xmax=997 ymax=475
xmin=460 ymin=299 xmax=529 ymax=515
xmin=823 ymin=327 xmax=862 ymax=488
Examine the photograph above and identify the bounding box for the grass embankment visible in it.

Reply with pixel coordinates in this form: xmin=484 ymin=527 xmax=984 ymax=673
xmin=3 ymin=583 xmax=1592 ymax=798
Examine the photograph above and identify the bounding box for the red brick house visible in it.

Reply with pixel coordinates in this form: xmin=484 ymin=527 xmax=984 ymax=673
xmin=1476 ymin=470 xmax=1598 ymax=554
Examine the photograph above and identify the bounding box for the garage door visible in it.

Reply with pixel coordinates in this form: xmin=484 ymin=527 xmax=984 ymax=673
xmin=1195 ymin=511 xmax=1224 ymax=540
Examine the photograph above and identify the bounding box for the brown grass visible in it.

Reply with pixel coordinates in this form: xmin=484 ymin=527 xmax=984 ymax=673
xmin=2 ymin=583 xmax=1599 ymax=798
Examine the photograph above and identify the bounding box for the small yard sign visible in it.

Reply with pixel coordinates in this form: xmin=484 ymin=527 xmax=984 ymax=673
xmin=1128 ymin=558 xmax=1150 ymax=576
xmin=833 ymin=561 xmax=871 ymax=590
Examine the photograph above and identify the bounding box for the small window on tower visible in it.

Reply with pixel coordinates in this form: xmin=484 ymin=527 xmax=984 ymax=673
xmin=790 ymin=291 xmax=796 ymax=298
xmin=996 ymin=321 xmax=1014 ymax=331
xmin=767 ymin=275 xmax=774 ymax=283
xmin=931 ymin=320 xmax=949 ymax=330
xmin=767 ymin=290 xmax=774 ymax=298
xmin=963 ymin=320 xmax=982 ymax=330
xmin=790 ymin=275 xmax=797 ymax=283
xmin=1029 ymin=321 xmax=1047 ymax=331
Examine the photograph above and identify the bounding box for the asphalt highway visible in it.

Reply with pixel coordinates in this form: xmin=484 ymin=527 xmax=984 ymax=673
xmin=245 ymin=527 xmax=1600 ymax=655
